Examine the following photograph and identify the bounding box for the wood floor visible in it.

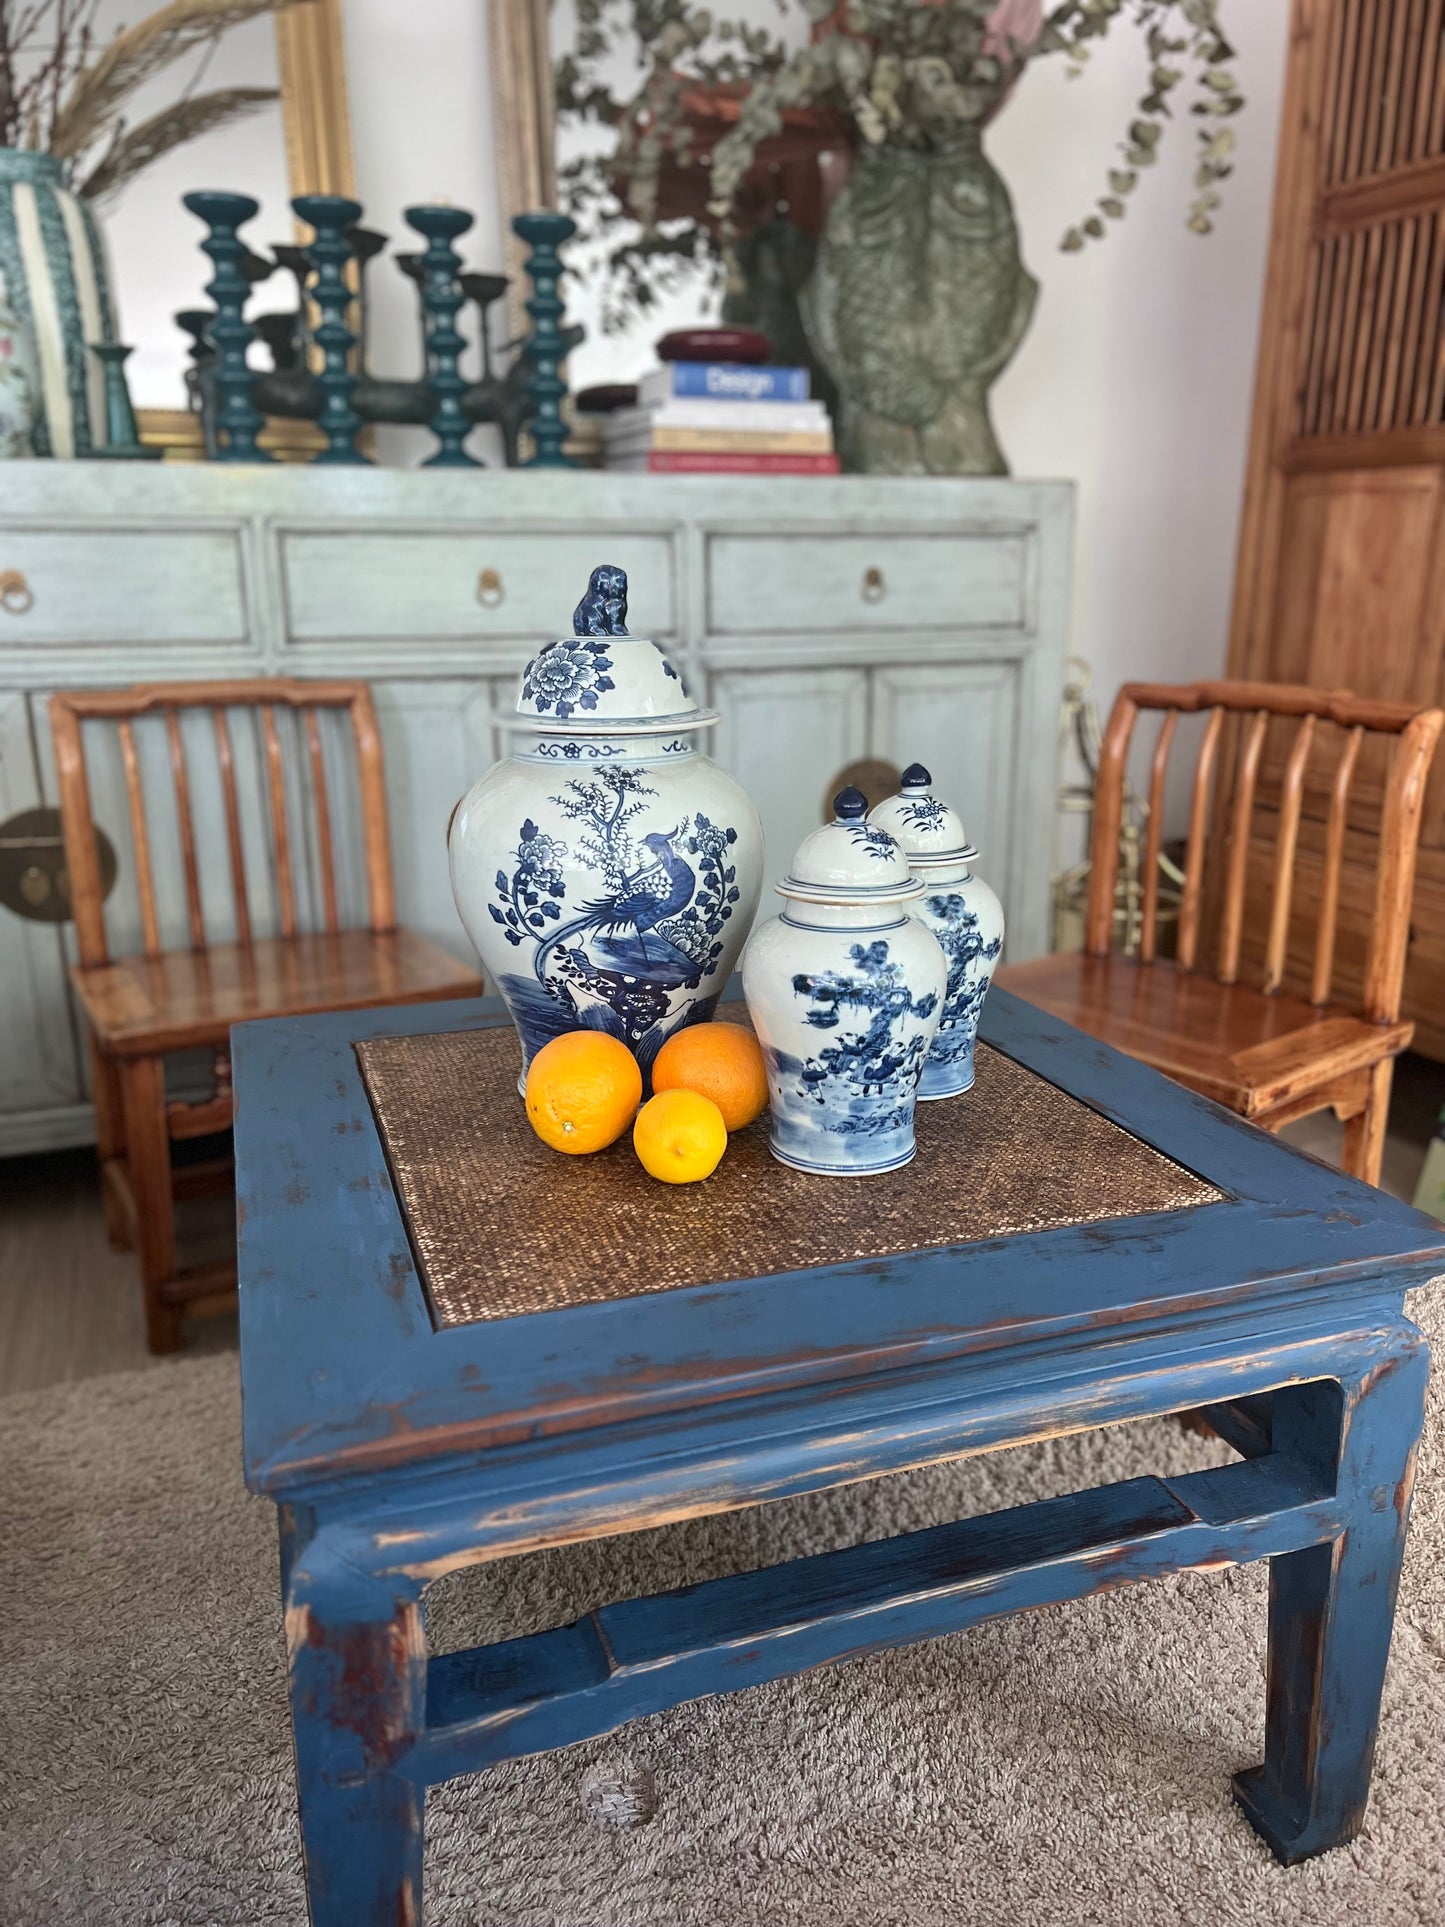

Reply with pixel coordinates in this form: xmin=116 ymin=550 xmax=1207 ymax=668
xmin=3 ymin=1054 xmax=1443 ymax=1400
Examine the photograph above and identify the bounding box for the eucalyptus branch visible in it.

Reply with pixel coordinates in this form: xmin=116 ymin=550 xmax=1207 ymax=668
xmin=557 ymin=0 xmax=1241 ymax=324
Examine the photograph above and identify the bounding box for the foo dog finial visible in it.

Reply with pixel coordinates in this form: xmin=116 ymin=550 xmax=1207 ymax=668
xmin=573 ymin=565 xmax=629 ymax=637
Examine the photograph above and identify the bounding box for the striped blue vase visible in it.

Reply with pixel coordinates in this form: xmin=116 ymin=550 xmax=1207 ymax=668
xmin=0 ymin=149 xmax=115 ymax=457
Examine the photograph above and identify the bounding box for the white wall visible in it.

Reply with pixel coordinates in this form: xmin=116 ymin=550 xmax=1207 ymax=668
xmin=96 ymin=0 xmax=1289 ymax=713
xmin=989 ymin=4 xmax=1290 ymax=718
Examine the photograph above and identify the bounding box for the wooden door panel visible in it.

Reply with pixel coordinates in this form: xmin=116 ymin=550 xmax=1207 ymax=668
xmin=1229 ymin=3 xmax=1445 ymax=1052
xmin=1268 ymin=469 xmax=1440 ymax=699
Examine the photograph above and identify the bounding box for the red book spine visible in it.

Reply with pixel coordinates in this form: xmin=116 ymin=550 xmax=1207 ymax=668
xmin=641 ymin=450 xmax=842 ymax=475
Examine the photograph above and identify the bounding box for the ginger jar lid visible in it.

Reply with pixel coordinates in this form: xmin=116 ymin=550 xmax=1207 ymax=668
xmin=777 ymin=788 xmax=924 ymax=904
xmin=499 ymin=563 xmax=717 ymax=735
xmin=868 ymin=764 xmax=978 ymax=866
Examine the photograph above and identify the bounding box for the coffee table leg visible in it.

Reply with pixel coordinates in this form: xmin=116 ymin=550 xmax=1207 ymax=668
xmin=1234 ymin=1321 xmax=1430 ymax=1864
xmin=280 ymin=1506 xmax=429 ymax=1925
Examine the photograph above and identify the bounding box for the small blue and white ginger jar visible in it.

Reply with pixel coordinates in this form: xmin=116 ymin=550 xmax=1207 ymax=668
xmin=449 ymin=565 xmax=764 ymax=1089
xmin=741 ymin=787 xmax=946 ymax=1176
xmin=869 ymin=764 xmax=1004 ymax=1099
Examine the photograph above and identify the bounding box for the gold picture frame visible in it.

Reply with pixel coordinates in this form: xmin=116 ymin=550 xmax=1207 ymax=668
xmin=137 ymin=0 xmax=358 ymax=460
xmin=488 ymin=0 xmax=557 ymax=344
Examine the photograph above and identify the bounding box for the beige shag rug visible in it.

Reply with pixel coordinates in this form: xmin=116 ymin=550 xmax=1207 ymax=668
xmin=6 ymin=1292 xmax=1445 ymax=1927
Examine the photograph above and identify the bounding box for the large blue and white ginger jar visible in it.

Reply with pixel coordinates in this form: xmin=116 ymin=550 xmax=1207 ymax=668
xmin=869 ymin=764 xmax=1004 ymax=1099
xmin=741 ymin=787 xmax=946 ymax=1176
xmin=449 ymin=565 xmax=764 ymax=1090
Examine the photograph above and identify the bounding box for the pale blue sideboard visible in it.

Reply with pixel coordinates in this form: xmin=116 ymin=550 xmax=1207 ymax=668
xmin=0 ymin=465 xmax=1072 ymax=1154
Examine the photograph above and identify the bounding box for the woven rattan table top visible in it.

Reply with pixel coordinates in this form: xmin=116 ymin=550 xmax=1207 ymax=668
xmin=356 ymin=1022 xmax=1224 ymax=1329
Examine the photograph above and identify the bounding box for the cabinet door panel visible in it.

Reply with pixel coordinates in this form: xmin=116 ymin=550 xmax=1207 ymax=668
xmin=709 ymin=667 xmax=869 ymax=896
xmin=0 ymin=692 xmax=83 ymax=1128
xmin=871 ymin=661 xmax=1020 ymax=935
xmin=370 ymin=679 xmax=502 ymax=963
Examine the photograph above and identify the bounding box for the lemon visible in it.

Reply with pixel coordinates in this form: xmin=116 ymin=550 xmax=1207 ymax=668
xmin=632 ymin=1088 xmax=728 ymax=1184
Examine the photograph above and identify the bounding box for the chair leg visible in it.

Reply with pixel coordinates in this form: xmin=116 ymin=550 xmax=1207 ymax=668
xmin=89 ymin=1038 xmax=132 ymax=1251
xmin=119 ymin=1056 xmax=182 ymax=1354
xmin=1341 ymin=1059 xmax=1394 ymax=1189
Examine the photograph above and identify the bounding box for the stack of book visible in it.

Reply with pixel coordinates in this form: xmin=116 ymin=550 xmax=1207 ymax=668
xmin=604 ymin=360 xmax=839 ymax=475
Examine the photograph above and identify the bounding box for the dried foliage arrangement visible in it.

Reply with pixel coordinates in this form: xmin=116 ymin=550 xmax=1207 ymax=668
xmin=558 ymin=0 xmax=1243 ymax=330
xmin=0 ymin=0 xmax=316 ymax=199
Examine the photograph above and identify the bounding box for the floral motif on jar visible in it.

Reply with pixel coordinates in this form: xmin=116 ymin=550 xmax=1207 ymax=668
xmin=521 ymin=637 xmax=617 ymax=718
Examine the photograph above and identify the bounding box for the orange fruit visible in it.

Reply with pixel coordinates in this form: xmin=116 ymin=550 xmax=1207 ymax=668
xmin=650 ymin=1021 xmax=769 ymax=1132
xmin=525 ymin=1032 xmax=642 ymax=1155
xmin=632 ymin=1088 xmax=728 ymax=1185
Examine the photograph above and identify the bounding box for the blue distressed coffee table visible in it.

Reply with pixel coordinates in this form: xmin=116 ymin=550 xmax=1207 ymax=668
xmin=234 ymin=989 xmax=1445 ymax=1926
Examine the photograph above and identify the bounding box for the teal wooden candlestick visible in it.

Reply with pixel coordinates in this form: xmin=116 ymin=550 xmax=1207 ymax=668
xmin=293 ymin=193 xmax=368 ymax=465
xmin=512 ymin=210 xmax=576 ymax=468
xmin=404 ymin=203 xmax=479 ymax=469
xmin=183 ymin=190 xmax=272 ymax=463
xmin=87 ymin=343 xmax=162 ymax=460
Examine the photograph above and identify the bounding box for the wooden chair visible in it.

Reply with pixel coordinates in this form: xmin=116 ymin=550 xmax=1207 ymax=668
xmin=51 ymin=680 xmax=482 ymax=1353
xmin=1000 ymin=680 xmax=1444 ymax=1189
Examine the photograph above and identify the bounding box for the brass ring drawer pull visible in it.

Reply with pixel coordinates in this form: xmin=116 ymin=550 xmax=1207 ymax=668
xmin=0 ymin=569 xmax=33 ymax=614
xmin=477 ymin=567 xmax=504 ymax=609
xmin=861 ymin=565 xmax=885 ymax=604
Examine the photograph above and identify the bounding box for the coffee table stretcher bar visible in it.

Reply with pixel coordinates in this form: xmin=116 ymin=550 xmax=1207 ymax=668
xmin=235 ymin=990 xmax=1444 ymax=1926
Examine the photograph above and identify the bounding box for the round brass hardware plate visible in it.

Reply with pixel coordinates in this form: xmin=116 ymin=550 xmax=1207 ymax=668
xmin=0 ymin=568 xmax=32 ymax=614
xmin=861 ymin=565 xmax=885 ymax=603
xmin=0 ymin=807 xmax=117 ymax=924
xmin=477 ymin=567 xmax=505 ymax=608
xmin=821 ymin=758 xmax=903 ymax=822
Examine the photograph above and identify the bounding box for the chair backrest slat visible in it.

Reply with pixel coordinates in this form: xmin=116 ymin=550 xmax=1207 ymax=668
xmin=1364 ymin=709 xmax=1440 ymax=1022
xmin=166 ymin=708 xmax=205 ymax=951
xmin=212 ymin=706 xmax=253 ymax=949
xmin=261 ymin=705 xmax=298 ymax=941
xmin=49 ymin=697 xmax=107 ymax=968
xmin=1083 ymin=678 xmax=1445 ymax=1025
xmin=1176 ymin=707 xmax=1225 ymax=973
xmin=1217 ymin=708 xmax=1270 ymax=985
xmin=350 ymin=686 xmax=397 ymax=934
xmin=1312 ymin=723 xmax=1364 ymax=1006
xmin=305 ymin=708 xmax=340 ymax=936
xmin=1138 ymin=709 xmax=1177 ymax=965
xmin=1262 ymin=714 xmax=1317 ymax=995
xmin=117 ymin=718 xmax=161 ymax=959
xmin=50 ymin=679 xmax=397 ymax=965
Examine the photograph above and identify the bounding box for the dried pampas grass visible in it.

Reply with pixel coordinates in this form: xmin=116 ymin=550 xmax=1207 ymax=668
xmin=49 ymin=0 xmax=314 ymax=165
xmin=78 ymin=84 xmax=281 ymax=200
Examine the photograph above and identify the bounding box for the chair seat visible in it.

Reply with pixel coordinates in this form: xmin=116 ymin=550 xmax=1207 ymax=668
xmin=70 ymin=929 xmax=482 ymax=1057
xmin=997 ymin=952 xmax=1412 ymax=1121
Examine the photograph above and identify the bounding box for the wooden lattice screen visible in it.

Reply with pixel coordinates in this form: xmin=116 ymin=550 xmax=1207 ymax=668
xmin=1298 ymin=0 xmax=1445 ymax=440
xmin=1228 ymin=0 xmax=1445 ymax=1060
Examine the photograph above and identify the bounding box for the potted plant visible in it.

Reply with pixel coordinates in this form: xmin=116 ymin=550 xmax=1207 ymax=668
xmin=0 ymin=0 xmax=315 ymax=456
xmin=560 ymin=0 xmax=1242 ymax=475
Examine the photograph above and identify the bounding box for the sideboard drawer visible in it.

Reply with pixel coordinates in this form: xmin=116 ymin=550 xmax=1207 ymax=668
xmin=279 ymin=530 xmax=677 ymax=644
xmin=0 ymin=526 xmax=246 ymax=644
xmin=705 ymin=530 xmax=1032 ymax=635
